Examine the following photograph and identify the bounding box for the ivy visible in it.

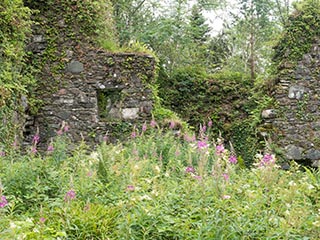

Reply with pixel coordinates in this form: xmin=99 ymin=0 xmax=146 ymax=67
xmin=0 ymin=0 xmax=35 ymax=145
xmin=273 ymin=0 xmax=320 ymax=67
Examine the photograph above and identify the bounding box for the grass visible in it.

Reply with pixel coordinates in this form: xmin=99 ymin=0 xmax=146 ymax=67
xmin=0 ymin=121 xmax=319 ymax=239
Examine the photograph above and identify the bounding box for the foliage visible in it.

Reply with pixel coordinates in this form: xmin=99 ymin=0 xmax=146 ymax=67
xmin=157 ymin=65 xmax=273 ymax=164
xmin=0 ymin=0 xmax=35 ymax=144
xmin=0 ymin=125 xmax=319 ymax=239
xmin=25 ymin=0 xmax=117 ymax=45
xmin=224 ymin=0 xmax=282 ymax=80
xmin=273 ymin=0 xmax=320 ymax=67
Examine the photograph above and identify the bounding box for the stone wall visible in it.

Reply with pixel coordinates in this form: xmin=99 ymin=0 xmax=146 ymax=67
xmin=263 ymin=38 xmax=320 ymax=167
xmin=24 ymin=24 xmax=155 ymax=147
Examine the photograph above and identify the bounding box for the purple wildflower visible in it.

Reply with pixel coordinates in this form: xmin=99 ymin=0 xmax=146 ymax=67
xmin=64 ymin=189 xmax=76 ymax=202
xmin=208 ymin=120 xmax=213 ymax=127
xmin=131 ymin=131 xmax=137 ymax=139
xmin=222 ymin=173 xmax=229 ymax=181
xmin=12 ymin=140 xmax=18 ymax=148
xmin=103 ymin=134 xmax=109 ymax=142
xmin=31 ymin=147 xmax=37 ymax=154
xmin=222 ymin=195 xmax=231 ymax=200
xmin=0 ymin=196 xmax=8 ymax=208
xmin=57 ymin=129 xmax=63 ymax=135
xmin=216 ymin=144 xmax=225 ymax=155
xmin=197 ymin=140 xmax=208 ymax=149
xmin=260 ymin=154 xmax=275 ymax=167
xmin=193 ymin=175 xmax=202 ymax=180
xmin=142 ymin=123 xmax=147 ymax=132
xmin=184 ymin=134 xmax=192 ymax=142
xmin=32 ymin=134 xmax=40 ymax=144
xmin=0 ymin=151 xmax=5 ymax=157
xmin=169 ymin=121 xmax=175 ymax=129
xmin=201 ymin=125 xmax=207 ymax=132
xmin=150 ymin=119 xmax=157 ymax=128
xmin=39 ymin=217 xmax=46 ymax=224
xmin=127 ymin=185 xmax=135 ymax=191
xmin=229 ymin=155 xmax=238 ymax=164
xmin=63 ymin=125 xmax=69 ymax=132
xmin=185 ymin=166 xmax=195 ymax=173
xmin=47 ymin=145 xmax=54 ymax=152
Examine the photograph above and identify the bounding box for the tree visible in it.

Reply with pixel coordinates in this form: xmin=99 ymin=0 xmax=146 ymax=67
xmin=189 ymin=4 xmax=211 ymax=44
xmin=224 ymin=0 xmax=280 ymax=81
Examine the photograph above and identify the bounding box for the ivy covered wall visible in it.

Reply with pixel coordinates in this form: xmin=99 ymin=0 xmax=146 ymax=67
xmin=0 ymin=0 xmax=34 ymax=146
xmin=265 ymin=0 xmax=320 ymax=167
xmin=22 ymin=0 xmax=155 ymax=147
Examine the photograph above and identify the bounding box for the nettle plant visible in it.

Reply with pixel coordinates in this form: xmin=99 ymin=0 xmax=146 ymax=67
xmin=0 ymin=120 xmax=319 ymax=239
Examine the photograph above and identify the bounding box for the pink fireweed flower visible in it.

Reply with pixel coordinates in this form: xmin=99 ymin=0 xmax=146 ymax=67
xmin=184 ymin=134 xmax=192 ymax=142
xmin=201 ymin=125 xmax=207 ymax=133
xmin=47 ymin=144 xmax=54 ymax=152
xmin=64 ymin=189 xmax=76 ymax=202
xmin=63 ymin=125 xmax=69 ymax=132
xmin=260 ymin=154 xmax=275 ymax=167
xmin=126 ymin=185 xmax=135 ymax=191
xmin=31 ymin=147 xmax=37 ymax=154
xmin=208 ymin=120 xmax=213 ymax=127
xmin=222 ymin=173 xmax=229 ymax=181
xmin=169 ymin=121 xmax=175 ymax=129
xmin=0 ymin=196 xmax=8 ymax=208
xmin=103 ymin=135 xmax=109 ymax=142
xmin=185 ymin=166 xmax=195 ymax=173
xmin=32 ymin=134 xmax=40 ymax=144
xmin=131 ymin=131 xmax=137 ymax=139
xmin=150 ymin=119 xmax=157 ymax=128
xmin=12 ymin=140 xmax=18 ymax=148
xmin=216 ymin=144 xmax=225 ymax=155
xmin=197 ymin=140 xmax=208 ymax=149
xmin=142 ymin=123 xmax=147 ymax=132
xmin=222 ymin=195 xmax=231 ymax=200
xmin=193 ymin=175 xmax=202 ymax=180
xmin=229 ymin=155 xmax=237 ymax=164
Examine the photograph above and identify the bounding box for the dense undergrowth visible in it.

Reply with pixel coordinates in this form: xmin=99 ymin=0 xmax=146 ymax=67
xmin=0 ymin=123 xmax=319 ymax=239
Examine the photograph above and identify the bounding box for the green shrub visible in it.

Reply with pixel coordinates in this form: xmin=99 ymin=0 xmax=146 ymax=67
xmin=0 ymin=126 xmax=319 ymax=239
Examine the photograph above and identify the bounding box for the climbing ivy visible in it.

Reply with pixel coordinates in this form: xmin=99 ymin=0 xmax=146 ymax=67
xmin=0 ymin=0 xmax=35 ymax=145
xmin=273 ymin=0 xmax=320 ymax=67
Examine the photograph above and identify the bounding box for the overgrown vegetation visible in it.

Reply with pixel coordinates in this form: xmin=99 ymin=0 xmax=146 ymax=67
xmin=0 ymin=125 xmax=319 ymax=239
xmin=273 ymin=0 xmax=320 ymax=68
xmin=0 ymin=0 xmax=35 ymax=144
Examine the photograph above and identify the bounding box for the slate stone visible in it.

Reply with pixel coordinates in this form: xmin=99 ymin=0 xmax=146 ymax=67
xmin=67 ymin=61 xmax=84 ymax=73
xmin=261 ymin=109 xmax=276 ymax=119
xmin=285 ymin=145 xmax=303 ymax=160
xmin=305 ymin=149 xmax=320 ymax=160
xmin=33 ymin=35 xmax=45 ymax=43
xmin=122 ymin=108 xmax=139 ymax=119
xmin=288 ymin=85 xmax=305 ymax=99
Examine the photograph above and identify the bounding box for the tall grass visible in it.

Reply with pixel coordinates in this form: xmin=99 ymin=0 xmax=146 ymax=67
xmin=0 ymin=121 xmax=319 ymax=239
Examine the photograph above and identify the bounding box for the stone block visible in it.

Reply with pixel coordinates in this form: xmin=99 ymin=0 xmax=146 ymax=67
xmin=261 ymin=109 xmax=276 ymax=119
xmin=288 ymin=85 xmax=306 ymax=100
xmin=305 ymin=149 xmax=320 ymax=160
xmin=285 ymin=145 xmax=304 ymax=160
xmin=122 ymin=108 xmax=139 ymax=119
xmin=67 ymin=61 xmax=84 ymax=74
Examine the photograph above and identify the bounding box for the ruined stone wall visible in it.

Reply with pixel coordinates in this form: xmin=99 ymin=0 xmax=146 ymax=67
xmin=263 ymin=38 xmax=320 ymax=167
xmin=24 ymin=16 xmax=155 ymax=147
